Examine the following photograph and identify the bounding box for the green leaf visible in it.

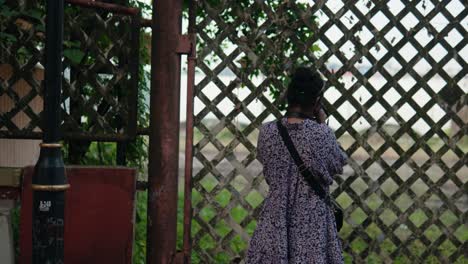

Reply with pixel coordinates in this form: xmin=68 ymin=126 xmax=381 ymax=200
xmin=30 ymin=9 xmax=43 ymax=20
xmin=1 ymin=8 xmax=18 ymax=18
xmin=36 ymin=24 xmax=45 ymax=32
xmin=63 ymin=40 xmax=80 ymax=48
xmin=21 ymin=8 xmax=42 ymax=20
xmin=63 ymin=48 xmax=85 ymax=64
xmin=0 ymin=32 xmax=17 ymax=43
xmin=310 ymin=44 xmax=321 ymax=52
xmin=97 ymin=34 xmax=111 ymax=49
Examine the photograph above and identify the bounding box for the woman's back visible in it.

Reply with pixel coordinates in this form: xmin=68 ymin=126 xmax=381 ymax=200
xmin=245 ymin=117 xmax=346 ymax=264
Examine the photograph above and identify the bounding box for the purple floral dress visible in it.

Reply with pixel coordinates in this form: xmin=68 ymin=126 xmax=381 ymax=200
xmin=245 ymin=117 xmax=347 ymax=264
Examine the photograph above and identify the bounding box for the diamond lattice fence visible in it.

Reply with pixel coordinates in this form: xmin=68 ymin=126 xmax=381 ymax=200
xmin=0 ymin=2 xmax=139 ymax=141
xmin=192 ymin=0 xmax=467 ymax=263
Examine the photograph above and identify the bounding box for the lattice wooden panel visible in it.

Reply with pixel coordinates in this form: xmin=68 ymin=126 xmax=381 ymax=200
xmin=0 ymin=2 xmax=45 ymax=137
xmin=0 ymin=3 xmax=139 ymax=141
xmin=192 ymin=0 xmax=467 ymax=263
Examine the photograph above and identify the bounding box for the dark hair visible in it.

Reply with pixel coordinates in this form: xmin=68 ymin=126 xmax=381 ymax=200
xmin=286 ymin=67 xmax=325 ymax=108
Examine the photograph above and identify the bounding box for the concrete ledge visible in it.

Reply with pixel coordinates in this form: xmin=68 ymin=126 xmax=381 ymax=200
xmin=0 ymin=168 xmax=21 ymax=187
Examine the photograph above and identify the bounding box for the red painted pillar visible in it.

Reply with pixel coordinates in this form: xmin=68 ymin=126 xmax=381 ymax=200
xmin=147 ymin=0 xmax=183 ymax=263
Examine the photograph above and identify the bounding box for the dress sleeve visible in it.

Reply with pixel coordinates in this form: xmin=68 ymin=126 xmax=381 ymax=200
xmin=321 ymin=124 xmax=348 ymax=176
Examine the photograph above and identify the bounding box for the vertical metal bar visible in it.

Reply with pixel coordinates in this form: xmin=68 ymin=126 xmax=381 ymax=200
xmin=147 ymin=0 xmax=183 ymax=263
xmin=42 ymin=2 xmax=64 ymax=144
xmin=182 ymin=1 xmax=197 ymax=263
xmin=128 ymin=14 xmax=140 ymax=140
xmin=118 ymin=10 xmax=140 ymax=167
xmin=32 ymin=0 xmax=69 ymax=263
xmin=116 ymin=142 xmax=127 ymax=166
xmin=68 ymin=70 xmax=82 ymax=164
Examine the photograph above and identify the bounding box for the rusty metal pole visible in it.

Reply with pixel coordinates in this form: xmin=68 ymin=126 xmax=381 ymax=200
xmin=182 ymin=1 xmax=197 ymax=263
xmin=147 ymin=0 xmax=183 ymax=263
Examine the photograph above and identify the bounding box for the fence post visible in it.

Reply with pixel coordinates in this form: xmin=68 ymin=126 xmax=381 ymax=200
xmin=147 ymin=0 xmax=183 ymax=263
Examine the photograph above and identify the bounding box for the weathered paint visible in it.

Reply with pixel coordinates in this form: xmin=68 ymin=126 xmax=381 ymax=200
xmin=181 ymin=1 xmax=197 ymax=261
xmin=147 ymin=0 xmax=183 ymax=263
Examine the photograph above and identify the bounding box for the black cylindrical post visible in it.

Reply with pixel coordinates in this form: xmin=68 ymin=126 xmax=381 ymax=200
xmin=32 ymin=0 xmax=69 ymax=263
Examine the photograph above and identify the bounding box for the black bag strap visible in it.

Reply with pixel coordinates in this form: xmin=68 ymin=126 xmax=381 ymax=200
xmin=276 ymin=120 xmax=329 ymax=202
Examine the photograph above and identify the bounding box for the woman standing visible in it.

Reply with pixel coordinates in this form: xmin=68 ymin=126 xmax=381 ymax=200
xmin=245 ymin=67 xmax=347 ymax=263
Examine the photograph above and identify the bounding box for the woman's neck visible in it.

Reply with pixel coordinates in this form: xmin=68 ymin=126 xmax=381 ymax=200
xmin=288 ymin=106 xmax=302 ymax=113
xmin=287 ymin=106 xmax=315 ymax=117
xmin=286 ymin=106 xmax=315 ymax=123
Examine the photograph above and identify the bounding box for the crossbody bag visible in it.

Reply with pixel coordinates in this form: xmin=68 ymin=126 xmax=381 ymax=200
xmin=277 ymin=120 xmax=343 ymax=231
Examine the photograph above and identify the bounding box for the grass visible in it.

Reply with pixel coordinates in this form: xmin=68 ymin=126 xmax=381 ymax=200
xmin=185 ymin=174 xmax=468 ymax=264
xmin=183 ymin=124 xmax=468 ymax=263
